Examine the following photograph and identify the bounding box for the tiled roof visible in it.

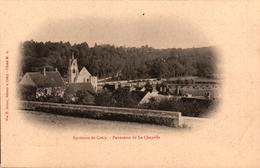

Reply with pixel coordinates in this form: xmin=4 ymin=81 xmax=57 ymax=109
xmin=26 ymin=71 xmax=65 ymax=88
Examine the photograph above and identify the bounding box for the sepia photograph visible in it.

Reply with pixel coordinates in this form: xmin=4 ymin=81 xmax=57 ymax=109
xmin=1 ymin=1 xmax=260 ymax=167
xmin=18 ymin=16 xmax=220 ymax=129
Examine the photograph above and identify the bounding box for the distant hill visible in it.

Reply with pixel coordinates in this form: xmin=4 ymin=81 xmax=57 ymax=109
xmin=20 ymin=41 xmax=218 ymax=80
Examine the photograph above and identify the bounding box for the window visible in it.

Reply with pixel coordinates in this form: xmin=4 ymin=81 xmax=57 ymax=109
xmin=73 ymin=69 xmax=75 ymax=73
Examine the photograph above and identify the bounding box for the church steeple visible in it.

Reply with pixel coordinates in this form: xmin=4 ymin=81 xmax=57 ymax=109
xmin=68 ymin=52 xmax=79 ymax=83
xmin=72 ymin=52 xmax=75 ymax=59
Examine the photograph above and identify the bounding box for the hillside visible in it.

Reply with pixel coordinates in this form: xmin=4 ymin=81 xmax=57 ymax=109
xmin=20 ymin=41 xmax=218 ymax=80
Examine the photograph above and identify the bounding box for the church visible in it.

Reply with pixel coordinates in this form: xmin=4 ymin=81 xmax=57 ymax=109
xmin=68 ymin=53 xmax=98 ymax=91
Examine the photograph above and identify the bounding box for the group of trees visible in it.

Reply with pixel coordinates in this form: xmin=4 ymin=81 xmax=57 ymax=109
xmin=141 ymin=97 xmax=216 ymax=117
xmin=20 ymin=41 xmax=217 ymax=79
xmin=95 ymin=88 xmax=140 ymax=108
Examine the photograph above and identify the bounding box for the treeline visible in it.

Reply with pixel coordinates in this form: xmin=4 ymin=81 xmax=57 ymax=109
xmin=20 ymin=41 xmax=217 ymax=79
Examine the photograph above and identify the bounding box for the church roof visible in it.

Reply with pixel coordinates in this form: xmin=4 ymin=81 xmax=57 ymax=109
xmin=23 ymin=71 xmax=65 ymax=88
xmin=79 ymin=67 xmax=92 ymax=76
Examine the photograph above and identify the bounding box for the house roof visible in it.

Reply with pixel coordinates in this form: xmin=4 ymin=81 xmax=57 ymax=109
xmin=24 ymin=71 xmax=65 ymax=88
xmin=130 ymin=91 xmax=148 ymax=102
xmin=66 ymin=83 xmax=96 ymax=95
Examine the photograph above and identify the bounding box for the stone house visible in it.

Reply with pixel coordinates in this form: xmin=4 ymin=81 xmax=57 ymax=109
xmin=19 ymin=68 xmax=65 ymax=99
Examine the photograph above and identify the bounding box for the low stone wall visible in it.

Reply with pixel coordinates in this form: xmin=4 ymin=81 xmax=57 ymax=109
xmin=20 ymin=101 xmax=183 ymax=127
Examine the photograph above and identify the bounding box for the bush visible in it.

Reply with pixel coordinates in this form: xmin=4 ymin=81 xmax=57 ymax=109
xmin=95 ymin=90 xmax=114 ymax=106
xmin=63 ymin=92 xmax=77 ymax=104
xmin=77 ymin=90 xmax=95 ymax=105
xmin=140 ymin=97 xmax=216 ymax=117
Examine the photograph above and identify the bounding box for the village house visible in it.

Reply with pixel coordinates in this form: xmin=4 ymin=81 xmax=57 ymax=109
xmin=19 ymin=68 xmax=65 ymax=99
xmin=68 ymin=53 xmax=97 ymax=91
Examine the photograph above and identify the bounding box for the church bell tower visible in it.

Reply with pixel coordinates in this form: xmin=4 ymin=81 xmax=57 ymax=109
xmin=68 ymin=52 xmax=79 ymax=83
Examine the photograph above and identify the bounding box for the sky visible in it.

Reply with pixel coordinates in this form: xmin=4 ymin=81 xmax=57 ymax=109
xmin=30 ymin=15 xmax=210 ymax=49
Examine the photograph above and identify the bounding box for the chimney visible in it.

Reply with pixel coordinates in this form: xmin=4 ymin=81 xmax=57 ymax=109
xmin=43 ymin=67 xmax=46 ymax=76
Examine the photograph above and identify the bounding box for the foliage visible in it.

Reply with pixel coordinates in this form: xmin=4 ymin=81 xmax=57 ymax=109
xmin=62 ymin=87 xmax=95 ymax=104
xmin=63 ymin=89 xmax=77 ymax=104
xmin=95 ymin=90 xmax=115 ymax=106
xmin=140 ymin=97 xmax=216 ymax=117
xmin=76 ymin=90 xmax=95 ymax=105
xmin=20 ymin=41 xmax=217 ymax=79
xmin=95 ymin=88 xmax=139 ymax=107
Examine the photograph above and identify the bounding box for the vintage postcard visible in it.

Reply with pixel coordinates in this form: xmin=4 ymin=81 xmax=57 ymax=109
xmin=1 ymin=1 xmax=260 ymax=167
